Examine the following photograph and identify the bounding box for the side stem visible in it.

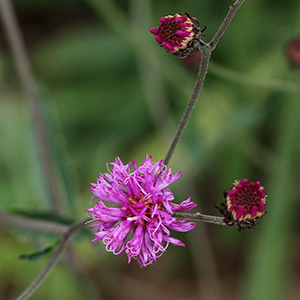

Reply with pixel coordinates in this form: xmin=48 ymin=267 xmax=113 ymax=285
xmin=174 ymin=212 xmax=226 ymax=226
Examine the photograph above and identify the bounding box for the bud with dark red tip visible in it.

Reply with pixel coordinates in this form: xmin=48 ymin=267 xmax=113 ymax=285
xmin=215 ymin=179 xmax=267 ymax=231
xmin=150 ymin=13 xmax=206 ymax=59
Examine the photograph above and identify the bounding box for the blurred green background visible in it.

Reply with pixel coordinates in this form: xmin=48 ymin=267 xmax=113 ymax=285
xmin=1 ymin=0 xmax=300 ymax=299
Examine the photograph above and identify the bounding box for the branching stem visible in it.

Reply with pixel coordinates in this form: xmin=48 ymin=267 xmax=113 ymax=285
xmin=164 ymin=0 xmax=246 ymax=165
xmin=14 ymin=219 xmax=88 ymax=300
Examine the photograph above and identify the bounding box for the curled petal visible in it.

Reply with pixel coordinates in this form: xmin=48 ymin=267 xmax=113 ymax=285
xmin=171 ymin=197 xmax=197 ymax=211
xmin=163 ymin=236 xmax=185 ymax=247
xmin=168 ymin=219 xmax=197 ymax=232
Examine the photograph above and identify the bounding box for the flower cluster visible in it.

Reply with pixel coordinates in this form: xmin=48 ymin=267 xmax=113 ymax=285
xmin=215 ymin=179 xmax=267 ymax=231
xmin=86 ymin=10 xmax=270 ymax=268
xmin=86 ymin=155 xmax=197 ymax=267
xmin=150 ymin=13 xmax=206 ymax=59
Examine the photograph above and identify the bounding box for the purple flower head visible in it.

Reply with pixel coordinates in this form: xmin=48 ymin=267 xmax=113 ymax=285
xmin=86 ymin=155 xmax=197 ymax=267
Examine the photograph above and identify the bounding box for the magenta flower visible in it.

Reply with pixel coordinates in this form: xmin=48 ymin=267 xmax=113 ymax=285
xmin=150 ymin=13 xmax=206 ymax=59
xmin=215 ymin=179 xmax=267 ymax=231
xmin=86 ymin=155 xmax=197 ymax=267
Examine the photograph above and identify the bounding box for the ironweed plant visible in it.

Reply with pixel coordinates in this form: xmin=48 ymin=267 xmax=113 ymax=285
xmin=1 ymin=0 xmax=300 ymax=299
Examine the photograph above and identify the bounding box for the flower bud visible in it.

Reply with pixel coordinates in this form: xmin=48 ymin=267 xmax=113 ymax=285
xmin=286 ymin=37 xmax=300 ymax=68
xmin=215 ymin=179 xmax=267 ymax=231
xmin=150 ymin=13 xmax=206 ymax=59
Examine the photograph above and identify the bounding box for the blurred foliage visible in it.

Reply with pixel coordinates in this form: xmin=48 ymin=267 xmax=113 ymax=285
xmin=1 ymin=0 xmax=300 ymax=299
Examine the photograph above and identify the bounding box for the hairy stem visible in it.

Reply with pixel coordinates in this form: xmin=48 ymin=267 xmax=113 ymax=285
xmin=209 ymin=0 xmax=246 ymax=50
xmin=164 ymin=45 xmax=211 ymax=165
xmin=174 ymin=212 xmax=226 ymax=226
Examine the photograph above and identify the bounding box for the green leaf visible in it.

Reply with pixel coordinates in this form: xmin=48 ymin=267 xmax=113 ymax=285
xmin=19 ymin=240 xmax=59 ymax=262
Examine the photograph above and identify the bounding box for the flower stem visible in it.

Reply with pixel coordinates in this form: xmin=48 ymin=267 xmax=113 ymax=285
xmin=174 ymin=212 xmax=226 ymax=226
xmin=163 ymin=0 xmax=246 ymax=165
xmin=210 ymin=0 xmax=246 ymax=50
xmin=164 ymin=45 xmax=211 ymax=165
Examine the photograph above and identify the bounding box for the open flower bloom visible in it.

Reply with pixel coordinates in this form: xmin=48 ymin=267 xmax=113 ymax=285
xmin=150 ymin=13 xmax=205 ymax=59
xmin=86 ymin=155 xmax=197 ymax=267
xmin=215 ymin=179 xmax=267 ymax=231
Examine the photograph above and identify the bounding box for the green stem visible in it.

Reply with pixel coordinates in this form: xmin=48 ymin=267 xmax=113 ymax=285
xmin=243 ymin=92 xmax=300 ymax=300
xmin=0 ymin=0 xmax=63 ymax=213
